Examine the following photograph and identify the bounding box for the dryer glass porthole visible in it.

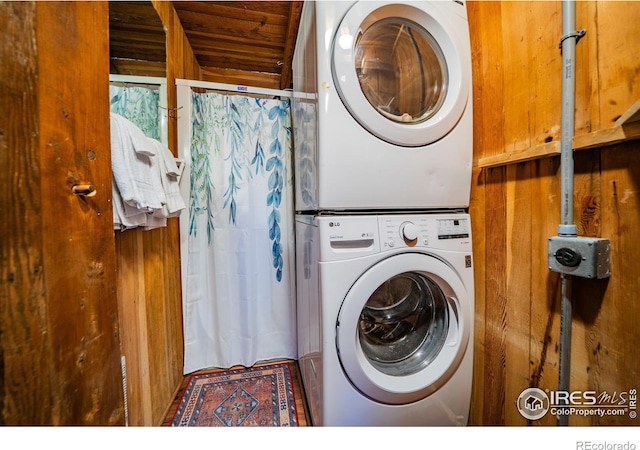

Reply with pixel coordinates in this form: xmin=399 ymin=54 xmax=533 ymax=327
xmin=358 ymin=272 xmax=449 ymax=377
xmin=354 ymin=18 xmax=448 ymax=125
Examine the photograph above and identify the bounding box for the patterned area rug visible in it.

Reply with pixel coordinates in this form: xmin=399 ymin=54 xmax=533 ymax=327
xmin=170 ymin=362 xmax=299 ymax=427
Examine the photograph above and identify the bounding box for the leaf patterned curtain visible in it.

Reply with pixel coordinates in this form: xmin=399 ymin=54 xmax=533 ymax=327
xmin=109 ymin=84 xmax=161 ymax=140
xmin=183 ymin=91 xmax=296 ymax=372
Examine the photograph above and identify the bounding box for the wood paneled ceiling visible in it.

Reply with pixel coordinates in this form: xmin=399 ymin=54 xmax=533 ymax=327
xmin=109 ymin=2 xmax=167 ymax=77
xmin=109 ymin=1 xmax=303 ymax=90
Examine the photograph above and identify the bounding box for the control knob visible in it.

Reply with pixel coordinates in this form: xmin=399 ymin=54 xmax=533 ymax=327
xmin=401 ymin=222 xmax=419 ymax=246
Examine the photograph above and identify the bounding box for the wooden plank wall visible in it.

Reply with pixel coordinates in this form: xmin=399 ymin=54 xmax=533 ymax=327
xmin=153 ymin=0 xmax=202 ymax=154
xmin=1 ymin=2 xmax=123 ymax=425
xmin=468 ymin=1 xmax=640 ymax=425
xmin=113 ymin=1 xmax=202 ymax=426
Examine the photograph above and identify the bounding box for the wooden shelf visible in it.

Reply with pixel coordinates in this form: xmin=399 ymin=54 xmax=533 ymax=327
xmin=477 ymin=100 xmax=640 ymax=168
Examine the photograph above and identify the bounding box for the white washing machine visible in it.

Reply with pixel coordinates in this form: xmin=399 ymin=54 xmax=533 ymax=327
xmin=292 ymin=1 xmax=473 ymax=211
xmin=296 ymin=213 xmax=474 ymax=426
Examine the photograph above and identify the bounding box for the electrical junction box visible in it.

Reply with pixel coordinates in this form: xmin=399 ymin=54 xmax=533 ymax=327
xmin=548 ymin=236 xmax=611 ymax=279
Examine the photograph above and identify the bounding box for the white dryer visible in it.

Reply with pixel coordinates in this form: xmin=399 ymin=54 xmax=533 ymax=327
xmin=296 ymin=213 xmax=474 ymax=426
xmin=292 ymin=1 xmax=473 ymax=211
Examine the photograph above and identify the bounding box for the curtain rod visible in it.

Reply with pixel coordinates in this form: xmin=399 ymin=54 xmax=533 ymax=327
xmin=176 ymin=78 xmax=292 ymax=99
xmin=109 ymin=74 xmax=166 ymax=86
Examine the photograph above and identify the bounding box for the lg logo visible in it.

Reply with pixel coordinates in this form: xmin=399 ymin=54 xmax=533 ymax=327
xmin=329 ymin=221 xmax=340 ymax=227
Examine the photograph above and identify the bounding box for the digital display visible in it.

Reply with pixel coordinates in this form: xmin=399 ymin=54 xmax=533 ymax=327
xmin=437 ymin=218 xmax=469 ymax=240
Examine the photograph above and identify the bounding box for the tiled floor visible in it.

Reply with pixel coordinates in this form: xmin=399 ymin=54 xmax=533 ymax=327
xmin=161 ymin=359 xmax=311 ymax=426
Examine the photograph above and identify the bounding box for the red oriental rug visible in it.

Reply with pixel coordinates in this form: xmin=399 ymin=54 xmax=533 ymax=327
xmin=170 ymin=362 xmax=299 ymax=427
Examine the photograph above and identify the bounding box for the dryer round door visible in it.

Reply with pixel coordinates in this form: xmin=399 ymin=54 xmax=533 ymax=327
xmin=336 ymin=253 xmax=471 ymax=405
xmin=332 ymin=1 xmax=470 ymax=147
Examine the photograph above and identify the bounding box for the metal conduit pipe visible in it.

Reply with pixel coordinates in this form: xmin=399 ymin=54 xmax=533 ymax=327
xmin=559 ymin=1 xmax=580 ymax=239
xmin=558 ymin=272 xmax=572 ymax=427
xmin=550 ymin=1 xmax=611 ymax=427
xmin=557 ymin=0 xmax=584 ymax=427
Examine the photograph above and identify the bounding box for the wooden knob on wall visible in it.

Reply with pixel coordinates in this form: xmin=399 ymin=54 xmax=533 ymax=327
xmin=72 ymin=184 xmax=97 ymax=197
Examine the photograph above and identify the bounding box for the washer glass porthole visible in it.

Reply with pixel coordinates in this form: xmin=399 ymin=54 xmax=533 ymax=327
xmin=354 ymin=18 xmax=448 ymax=124
xmin=358 ymin=272 xmax=449 ymax=376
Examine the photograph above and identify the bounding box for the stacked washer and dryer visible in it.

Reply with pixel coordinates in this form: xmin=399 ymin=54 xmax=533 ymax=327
xmin=292 ymin=1 xmax=474 ymax=426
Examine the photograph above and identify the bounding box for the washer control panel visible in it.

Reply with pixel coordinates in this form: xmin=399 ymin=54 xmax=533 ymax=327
xmin=381 ymin=217 xmax=430 ymax=248
xmin=379 ymin=215 xmax=471 ymax=251
xmin=315 ymin=214 xmax=472 ymax=261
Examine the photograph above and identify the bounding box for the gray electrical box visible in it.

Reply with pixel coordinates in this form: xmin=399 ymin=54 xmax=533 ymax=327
xmin=548 ymin=236 xmax=611 ymax=279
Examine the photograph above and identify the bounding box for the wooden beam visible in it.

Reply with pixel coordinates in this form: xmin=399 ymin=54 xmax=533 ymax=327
xmin=615 ymin=99 xmax=640 ymax=126
xmin=572 ymin=120 xmax=640 ymax=151
xmin=0 ymin=1 xmax=51 ymax=425
xmin=478 ymin=141 xmax=560 ymax=168
xmin=280 ymin=1 xmax=303 ymax=90
xmin=477 ymin=99 xmax=640 ymax=168
xmin=1 ymin=1 xmax=123 ymax=425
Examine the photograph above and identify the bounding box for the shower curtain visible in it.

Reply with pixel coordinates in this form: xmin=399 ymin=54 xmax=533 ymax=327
xmin=109 ymin=84 xmax=161 ymax=140
xmin=183 ymin=91 xmax=297 ymax=373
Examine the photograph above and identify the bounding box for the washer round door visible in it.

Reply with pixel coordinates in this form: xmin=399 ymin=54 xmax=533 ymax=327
xmin=336 ymin=253 xmax=471 ymax=405
xmin=332 ymin=1 xmax=470 ymax=147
